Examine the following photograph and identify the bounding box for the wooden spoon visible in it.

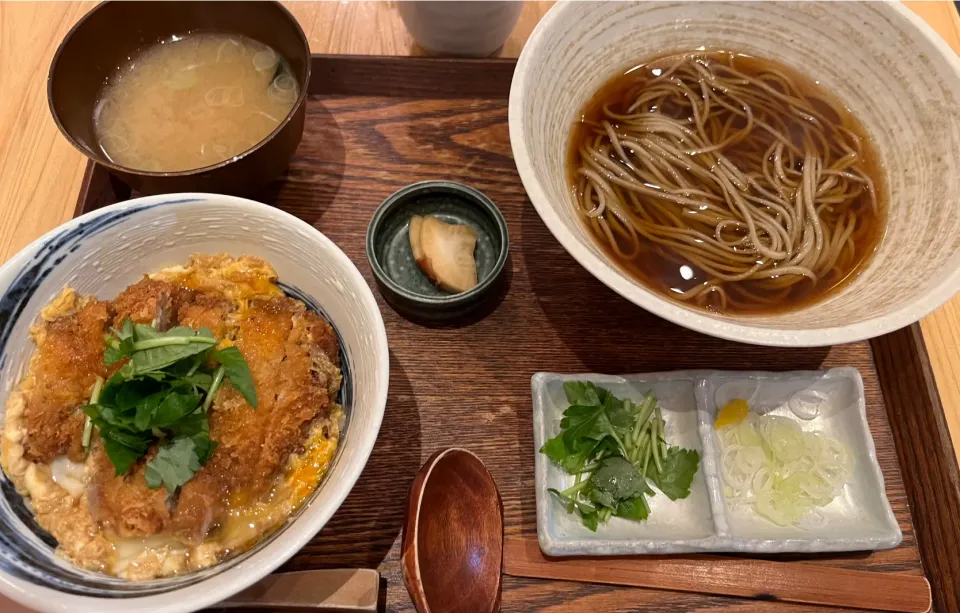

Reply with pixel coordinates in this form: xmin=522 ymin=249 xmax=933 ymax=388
xmin=402 ymin=448 xmax=504 ymax=613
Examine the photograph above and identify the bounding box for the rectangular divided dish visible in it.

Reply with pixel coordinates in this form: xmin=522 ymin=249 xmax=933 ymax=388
xmin=533 ymin=369 xmax=901 ymax=556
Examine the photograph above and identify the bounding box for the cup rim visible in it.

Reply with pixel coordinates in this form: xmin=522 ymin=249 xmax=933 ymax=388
xmin=46 ymin=0 xmax=312 ymax=178
xmin=508 ymin=1 xmax=960 ymax=347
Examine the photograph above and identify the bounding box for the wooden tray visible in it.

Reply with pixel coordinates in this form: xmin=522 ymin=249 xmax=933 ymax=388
xmin=74 ymin=55 xmax=960 ymax=613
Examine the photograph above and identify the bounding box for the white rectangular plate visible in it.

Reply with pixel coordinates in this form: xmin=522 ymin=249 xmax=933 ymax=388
xmin=532 ymin=368 xmax=902 ymax=556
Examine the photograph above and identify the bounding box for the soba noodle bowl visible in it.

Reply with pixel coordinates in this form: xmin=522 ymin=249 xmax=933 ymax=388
xmin=570 ymin=51 xmax=885 ymax=315
xmin=94 ymin=33 xmax=299 ymax=172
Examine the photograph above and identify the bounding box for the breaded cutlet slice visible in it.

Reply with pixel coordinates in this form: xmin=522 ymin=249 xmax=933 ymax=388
xmin=89 ymin=446 xmax=226 ymax=545
xmin=88 ymin=447 xmax=170 ymax=537
xmin=208 ymin=296 xmax=341 ymax=496
xmin=88 ymin=294 xmax=340 ymax=544
xmin=177 ymin=291 xmax=237 ymax=340
xmin=111 ymin=278 xmax=192 ymax=329
xmin=21 ymin=299 xmax=111 ymax=463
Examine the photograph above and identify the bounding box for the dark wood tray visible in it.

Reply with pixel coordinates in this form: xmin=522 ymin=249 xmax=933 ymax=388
xmin=74 ymin=55 xmax=960 ymax=613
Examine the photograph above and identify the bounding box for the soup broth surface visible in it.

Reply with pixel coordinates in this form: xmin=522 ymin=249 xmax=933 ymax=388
xmin=568 ymin=51 xmax=886 ymax=315
xmin=95 ymin=32 xmax=299 ymax=172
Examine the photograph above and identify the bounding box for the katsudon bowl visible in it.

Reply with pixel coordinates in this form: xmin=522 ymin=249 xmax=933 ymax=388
xmin=0 ymin=194 xmax=389 ymax=612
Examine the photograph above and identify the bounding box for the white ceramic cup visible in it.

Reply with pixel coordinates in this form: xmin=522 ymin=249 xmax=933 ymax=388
xmin=509 ymin=1 xmax=960 ymax=347
xmin=398 ymin=1 xmax=523 ymax=57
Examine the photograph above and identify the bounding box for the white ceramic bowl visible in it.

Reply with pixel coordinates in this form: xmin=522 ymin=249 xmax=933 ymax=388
xmin=509 ymin=1 xmax=960 ymax=346
xmin=0 ymin=194 xmax=389 ymax=613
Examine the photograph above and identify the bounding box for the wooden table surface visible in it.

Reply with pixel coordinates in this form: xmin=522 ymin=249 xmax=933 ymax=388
xmin=0 ymin=2 xmax=958 ymax=612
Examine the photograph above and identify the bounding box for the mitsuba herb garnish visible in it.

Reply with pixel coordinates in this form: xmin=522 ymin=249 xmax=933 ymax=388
xmin=82 ymin=319 xmax=257 ymax=493
xmin=541 ymin=382 xmax=699 ymax=530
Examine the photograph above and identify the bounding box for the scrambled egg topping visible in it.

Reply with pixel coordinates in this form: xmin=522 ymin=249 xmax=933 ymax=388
xmin=1 ymin=254 xmax=343 ymax=580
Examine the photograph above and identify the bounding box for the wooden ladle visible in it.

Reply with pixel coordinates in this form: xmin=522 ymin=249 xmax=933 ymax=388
xmin=401 ymin=448 xmax=504 ymax=613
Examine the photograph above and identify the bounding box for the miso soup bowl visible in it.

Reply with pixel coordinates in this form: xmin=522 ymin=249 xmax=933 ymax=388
xmin=509 ymin=1 xmax=960 ymax=347
xmin=48 ymin=1 xmax=310 ymax=196
xmin=0 ymin=194 xmax=389 ymax=612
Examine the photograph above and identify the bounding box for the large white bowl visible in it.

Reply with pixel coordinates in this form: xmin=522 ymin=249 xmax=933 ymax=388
xmin=509 ymin=1 xmax=960 ymax=346
xmin=0 ymin=194 xmax=389 ymax=613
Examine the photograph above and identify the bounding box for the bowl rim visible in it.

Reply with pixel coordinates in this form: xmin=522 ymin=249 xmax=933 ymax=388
xmin=508 ymin=1 xmax=960 ymax=347
xmin=46 ymin=0 xmax=312 ymax=178
xmin=0 ymin=193 xmax=390 ymax=613
xmin=365 ymin=180 xmax=511 ymax=308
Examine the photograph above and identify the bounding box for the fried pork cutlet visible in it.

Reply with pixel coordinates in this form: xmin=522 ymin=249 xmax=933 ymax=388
xmin=112 ymin=278 xmax=191 ymax=329
xmin=88 ymin=448 xmax=169 ymax=537
xmin=89 ymin=446 xmax=226 ymax=544
xmin=208 ymin=296 xmax=341 ymax=496
xmin=177 ymin=291 xmax=236 ymax=340
xmin=88 ymin=294 xmax=340 ymax=544
xmin=21 ymin=299 xmax=111 ymax=463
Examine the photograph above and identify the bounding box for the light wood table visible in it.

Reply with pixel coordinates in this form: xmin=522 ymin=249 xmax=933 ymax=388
xmin=0 ymin=3 xmax=958 ymax=612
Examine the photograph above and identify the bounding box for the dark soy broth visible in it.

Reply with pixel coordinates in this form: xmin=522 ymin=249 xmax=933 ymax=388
xmin=568 ymin=51 xmax=886 ymax=315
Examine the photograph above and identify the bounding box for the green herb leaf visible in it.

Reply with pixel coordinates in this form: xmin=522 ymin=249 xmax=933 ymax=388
xmin=104 ymin=320 xmax=136 ymax=366
xmin=130 ymin=326 xmax=217 ymax=374
xmin=602 ymin=392 xmax=635 ymax=430
xmin=104 ymin=338 xmax=134 ymax=366
xmin=563 ymin=381 xmax=602 ymax=407
xmin=167 ymin=410 xmax=207 ymax=438
xmin=134 ymin=392 xmax=165 ymax=431
xmin=579 ymin=508 xmax=599 ymax=531
xmin=589 ymin=456 xmax=652 ymax=501
xmin=98 ymin=425 xmax=151 ymax=452
xmin=183 ymin=372 xmax=213 ymax=392
xmin=151 ymin=387 xmax=203 ymax=427
xmin=145 ymin=437 xmax=202 ymax=494
xmin=214 ymin=346 xmax=258 ymax=408
xmin=191 ymin=430 xmax=218 ymax=465
xmin=114 ymin=378 xmax=163 ymax=412
xmin=102 ymin=437 xmax=146 ymax=476
xmin=539 ymin=383 xmax=701 ymax=530
xmin=615 ymin=495 xmax=650 ymax=521
xmin=646 ymin=446 xmax=700 ymax=501
xmin=91 ymin=321 xmax=256 ymax=485
xmin=119 ymin=319 xmax=134 ymax=340
xmin=540 ymin=434 xmax=568 ymax=465
xmin=548 ymin=487 xmax=599 ymax=531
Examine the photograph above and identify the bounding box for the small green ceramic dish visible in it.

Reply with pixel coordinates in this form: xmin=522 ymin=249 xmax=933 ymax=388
xmin=366 ymin=181 xmax=509 ymax=320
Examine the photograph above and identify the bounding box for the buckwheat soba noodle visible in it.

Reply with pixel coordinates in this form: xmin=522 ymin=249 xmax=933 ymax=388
xmin=570 ymin=51 xmax=885 ymax=315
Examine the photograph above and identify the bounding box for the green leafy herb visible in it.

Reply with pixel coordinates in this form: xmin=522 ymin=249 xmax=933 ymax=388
xmin=130 ymin=325 xmax=216 ymax=373
xmin=539 ymin=383 xmax=700 ymax=530
xmin=589 ymin=457 xmax=652 ymax=501
xmin=85 ymin=319 xmax=257 ymax=493
xmin=145 ymin=437 xmax=202 ymax=494
xmin=102 ymin=436 xmax=147 ymax=476
xmin=213 ymin=346 xmax=258 ymax=408
xmin=646 ymin=446 xmax=700 ymax=501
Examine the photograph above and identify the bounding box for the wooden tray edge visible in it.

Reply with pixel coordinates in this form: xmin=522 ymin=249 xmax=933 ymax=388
xmin=871 ymin=325 xmax=960 ymax=611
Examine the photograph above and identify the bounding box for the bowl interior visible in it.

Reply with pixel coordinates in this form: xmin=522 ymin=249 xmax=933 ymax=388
xmin=0 ymin=194 xmax=388 ymax=611
xmin=511 ymin=1 xmax=960 ymax=342
xmin=48 ymin=0 xmax=310 ymax=174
